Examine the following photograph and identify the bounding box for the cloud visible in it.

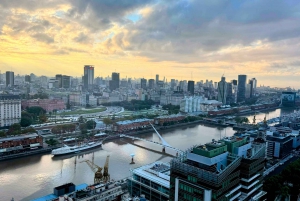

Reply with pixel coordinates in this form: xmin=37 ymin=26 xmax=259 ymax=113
xmin=31 ymin=33 xmax=54 ymax=44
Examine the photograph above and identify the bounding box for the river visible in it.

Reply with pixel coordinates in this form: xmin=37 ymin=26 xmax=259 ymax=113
xmin=0 ymin=108 xmax=293 ymax=200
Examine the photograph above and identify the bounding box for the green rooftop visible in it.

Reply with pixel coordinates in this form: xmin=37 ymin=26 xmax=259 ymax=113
xmin=192 ymin=141 xmax=227 ymax=158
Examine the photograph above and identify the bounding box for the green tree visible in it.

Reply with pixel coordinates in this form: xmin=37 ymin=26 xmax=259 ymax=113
xmin=27 ymin=106 xmax=46 ymax=115
xmin=78 ymin=116 xmax=85 ymax=123
xmin=0 ymin=131 xmax=6 ymax=137
xmin=20 ymin=117 xmax=33 ymax=127
xmin=86 ymin=120 xmax=96 ymax=129
xmin=103 ymin=118 xmax=113 ymax=128
xmin=7 ymin=123 xmax=21 ymax=135
xmin=39 ymin=114 xmax=48 ymax=123
xmin=45 ymin=138 xmax=58 ymax=146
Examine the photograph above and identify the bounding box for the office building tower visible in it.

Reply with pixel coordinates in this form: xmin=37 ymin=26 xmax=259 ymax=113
xmin=148 ymin=79 xmax=155 ymax=89
xmin=128 ymin=161 xmax=170 ymax=201
xmin=237 ymin=75 xmax=247 ymax=102
xmin=0 ymin=95 xmax=21 ymax=128
xmin=217 ymin=77 xmax=227 ymax=105
xmin=128 ymin=78 xmax=132 ymax=88
xmin=83 ymin=65 xmax=94 ymax=90
xmin=226 ymin=82 xmax=233 ymax=104
xmin=6 ymin=71 xmax=14 ymax=87
xmin=232 ymin=79 xmax=237 ymax=86
xmin=25 ymin=75 xmax=31 ymax=83
xmin=249 ymin=78 xmax=257 ymax=97
xmin=62 ymin=75 xmax=71 ymax=89
xmin=55 ymin=74 xmax=63 ymax=88
xmin=170 ymin=135 xmax=266 ymax=201
xmin=187 ymin=80 xmax=195 ymax=95
xmin=120 ymin=79 xmax=128 ymax=88
xmin=109 ymin=72 xmax=120 ymax=91
xmin=156 ymin=74 xmax=159 ymax=84
xmin=140 ymin=78 xmax=147 ymax=90
xmin=171 ymin=79 xmax=176 ymax=90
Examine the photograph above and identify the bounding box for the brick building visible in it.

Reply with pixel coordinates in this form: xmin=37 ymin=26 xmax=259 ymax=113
xmin=154 ymin=114 xmax=185 ymax=125
xmin=0 ymin=133 xmax=43 ymax=154
xmin=22 ymin=99 xmax=66 ymax=112
xmin=113 ymin=118 xmax=153 ymax=132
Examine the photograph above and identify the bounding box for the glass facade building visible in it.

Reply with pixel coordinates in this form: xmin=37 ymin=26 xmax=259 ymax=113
xmin=128 ymin=161 xmax=170 ymax=201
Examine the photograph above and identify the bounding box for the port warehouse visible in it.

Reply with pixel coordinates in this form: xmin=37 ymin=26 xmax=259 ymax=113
xmin=0 ymin=133 xmax=43 ymax=155
xmin=208 ymin=102 xmax=279 ymax=116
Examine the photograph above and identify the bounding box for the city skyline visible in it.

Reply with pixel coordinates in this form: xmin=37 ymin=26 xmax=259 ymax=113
xmin=1 ymin=1 xmax=300 ymax=88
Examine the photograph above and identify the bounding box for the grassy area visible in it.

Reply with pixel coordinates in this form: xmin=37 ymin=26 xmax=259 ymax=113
xmin=60 ymin=107 xmax=106 ymax=115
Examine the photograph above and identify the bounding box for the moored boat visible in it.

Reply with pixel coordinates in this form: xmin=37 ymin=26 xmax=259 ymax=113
xmin=51 ymin=141 xmax=102 ymax=156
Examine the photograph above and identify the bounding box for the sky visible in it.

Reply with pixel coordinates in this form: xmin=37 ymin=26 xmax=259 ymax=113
xmin=1 ymin=0 xmax=300 ymax=88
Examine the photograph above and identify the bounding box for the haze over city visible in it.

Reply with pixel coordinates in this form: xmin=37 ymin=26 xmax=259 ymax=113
xmin=1 ymin=0 xmax=300 ymax=87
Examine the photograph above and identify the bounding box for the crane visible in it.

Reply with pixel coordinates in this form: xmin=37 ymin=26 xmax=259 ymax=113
xmin=102 ymin=155 xmax=110 ymax=183
xmin=80 ymin=160 xmax=103 ymax=183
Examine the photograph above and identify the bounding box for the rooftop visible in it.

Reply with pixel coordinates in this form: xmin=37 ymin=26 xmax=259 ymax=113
xmin=116 ymin=118 xmax=151 ymax=125
xmin=131 ymin=161 xmax=170 ymax=188
xmin=31 ymin=183 xmax=88 ymax=201
xmin=0 ymin=133 xmax=39 ymax=142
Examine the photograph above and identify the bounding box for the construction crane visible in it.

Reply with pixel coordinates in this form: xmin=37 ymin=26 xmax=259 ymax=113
xmin=80 ymin=160 xmax=103 ymax=183
xmin=102 ymin=155 xmax=110 ymax=183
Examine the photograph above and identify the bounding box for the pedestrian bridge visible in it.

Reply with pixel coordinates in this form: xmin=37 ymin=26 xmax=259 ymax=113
xmin=120 ymin=123 xmax=182 ymax=153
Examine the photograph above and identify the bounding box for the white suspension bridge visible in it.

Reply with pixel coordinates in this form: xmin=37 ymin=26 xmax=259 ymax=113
xmin=120 ymin=123 xmax=183 ymax=154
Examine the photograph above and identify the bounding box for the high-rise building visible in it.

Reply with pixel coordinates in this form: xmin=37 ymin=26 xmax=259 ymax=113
xmin=25 ymin=75 xmax=31 ymax=83
xmin=156 ymin=74 xmax=159 ymax=84
xmin=237 ymin=75 xmax=247 ymax=102
xmin=187 ymin=80 xmax=195 ymax=95
xmin=140 ymin=78 xmax=147 ymax=90
xmin=249 ymin=78 xmax=257 ymax=97
xmin=171 ymin=79 xmax=176 ymax=90
xmin=62 ymin=75 xmax=71 ymax=89
xmin=217 ymin=77 xmax=227 ymax=105
xmin=148 ymin=79 xmax=155 ymax=89
xmin=55 ymin=74 xmax=63 ymax=88
xmin=109 ymin=72 xmax=120 ymax=91
xmin=170 ymin=135 xmax=266 ymax=201
xmin=83 ymin=65 xmax=94 ymax=90
xmin=6 ymin=71 xmax=14 ymax=87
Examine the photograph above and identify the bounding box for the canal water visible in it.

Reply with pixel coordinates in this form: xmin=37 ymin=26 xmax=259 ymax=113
xmin=0 ymin=108 xmax=291 ymax=200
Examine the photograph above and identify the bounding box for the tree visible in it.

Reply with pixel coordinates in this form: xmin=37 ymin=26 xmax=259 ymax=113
xmin=20 ymin=117 xmax=33 ymax=127
xmin=27 ymin=106 xmax=46 ymax=115
xmin=0 ymin=131 xmax=6 ymax=137
xmin=39 ymin=114 xmax=48 ymax=123
xmin=45 ymin=138 xmax=58 ymax=146
xmin=103 ymin=118 xmax=113 ymax=128
xmin=86 ymin=120 xmax=96 ymax=129
xmin=7 ymin=123 xmax=21 ymax=135
xmin=78 ymin=116 xmax=85 ymax=123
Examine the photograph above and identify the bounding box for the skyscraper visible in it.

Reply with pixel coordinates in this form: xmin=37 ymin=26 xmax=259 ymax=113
xmin=6 ymin=71 xmax=14 ymax=87
xmin=237 ymin=75 xmax=247 ymax=102
xmin=83 ymin=65 xmax=94 ymax=91
xmin=148 ymin=79 xmax=155 ymax=89
xmin=25 ymin=75 xmax=31 ymax=83
xmin=140 ymin=78 xmax=147 ymax=90
xmin=55 ymin=74 xmax=62 ymax=88
xmin=156 ymin=74 xmax=159 ymax=84
xmin=217 ymin=76 xmax=227 ymax=104
xmin=187 ymin=80 xmax=195 ymax=95
xmin=62 ymin=75 xmax=71 ymax=89
xmin=109 ymin=72 xmax=120 ymax=91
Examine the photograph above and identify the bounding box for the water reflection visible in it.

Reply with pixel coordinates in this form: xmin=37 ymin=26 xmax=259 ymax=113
xmin=0 ymin=108 xmax=286 ymax=200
